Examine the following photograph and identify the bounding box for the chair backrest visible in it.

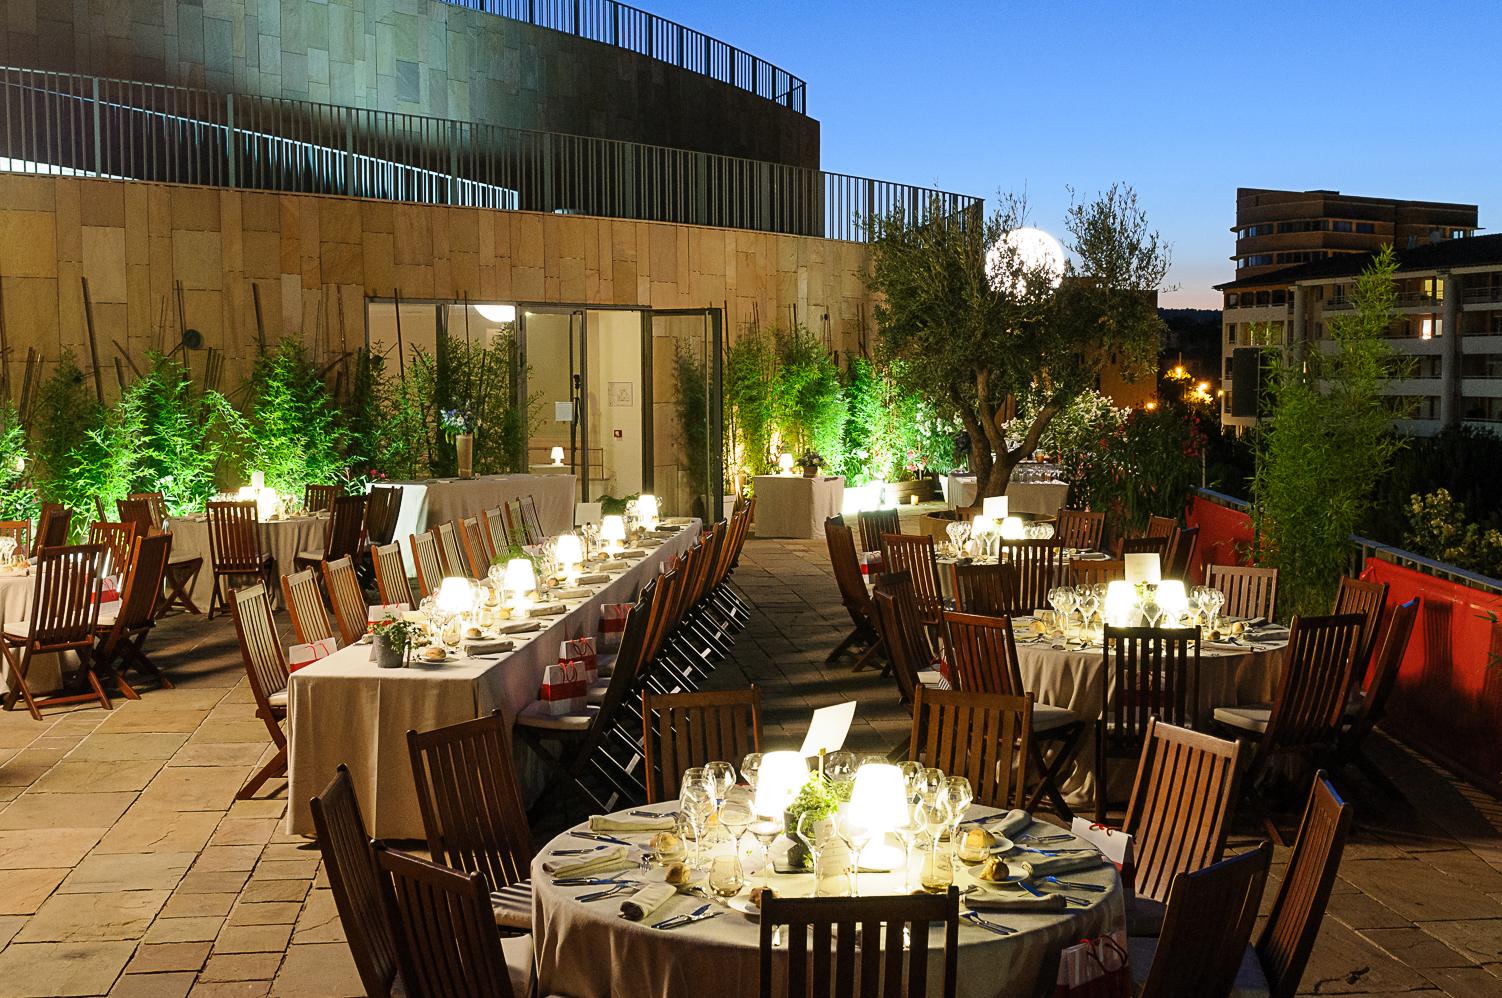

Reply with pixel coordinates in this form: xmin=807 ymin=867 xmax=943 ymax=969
xmin=1102 ymin=625 xmax=1200 ymax=739
xmin=409 ymin=530 xmax=445 ymax=599
xmin=641 ymin=686 xmax=762 ymax=803
xmin=26 ymin=544 xmax=104 ymax=649
xmin=230 ymin=583 xmax=290 ymax=706
xmin=373 ymin=542 xmax=414 ymax=607
xmin=503 ymin=499 xmax=526 ymax=544
xmin=282 ymin=569 xmax=335 ymax=646
xmin=857 ymin=507 xmax=900 ymax=555
xmin=574 ymin=501 xmax=603 ymax=526
xmin=1056 ymin=508 xmax=1106 ymax=550
xmin=207 ymin=500 xmax=263 ymax=573
xmin=304 ymin=483 xmax=340 ymax=513
xmin=997 ymin=539 xmax=1064 ymax=613
xmin=952 ymin=562 xmax=1020 ymax=617
xmin=126 ymin=491 xmax=168 ymax=532
xmin=1333 ymin=575 xmax=1388 ymax=677
xmin=1139 ymin=843 xmax=1272 ymax=998
xmin=114 ymin=499 xmax=155 ymax=539
xmin=323 ymin=556 xmax=368 ymax=646
xmin=1255 ymin=613 xmax=1363 ymax=766
xmin=909 ymin=686 xmax=1031 ymax=810
xmin=1205 ymin=564 xmax=1278 ymax=621
xmin=406 ymin=710 xmax=531 ymax=894
xmin=871 ymin=571 xmax=932 ymax=706
xmin=88 ymin=520 xmax=137 ymax=579
xmin=881 ymin=533 xmax=944 ymax=622
xmin=35 ymin=502 xmax=71 ymax=553
xmin=871 ymin=590 xmax=918 ymax=708
xmin=940 ymin=611 xmax=1024 ymax=697
xmin=1347 ymin=597 xmax=1418 ymax=750
xmin=1256 ymin=774 xmax=1352 ymax=998
xmin=310 ymin=765 xmax=400 ymax=998
xmin=759 ymin=888 xmax=960 ymax=998
xmin=363 ymin=486 xmax=403 ymax=546
xmin=376 ymin=845 xmax=516 ymax=998
xmin=520 ymin=495 xmax=544 ymax=544
xmin=107 ymin=533 xmax=170 ymax=633
xmin=1165 ymin=525 xmax=1198 ymax=580
xmin=1123 ymin=719 xmax=1244 ymax=904
xmin=483 ymin=506 xmax=511 ymax=553
xmin=824 ymin=518 xmax=873 ymax=629
xmin=0 ymin=519 xmax=32 ymax=554
xmin=433 ymin=521 xmax=468 ymax=577
xmin=1120 ymin=534 xmax=1169 ymax=559
xmin=457 ymin=515 xmax=492 ymax=577
xmin=1070 ymin=558 xmax=1125 ymax=587
xmin=1145 ymin=515 xmax=1178 ymax=539
xmin=325 ymin=494 xmax=367 ymax=562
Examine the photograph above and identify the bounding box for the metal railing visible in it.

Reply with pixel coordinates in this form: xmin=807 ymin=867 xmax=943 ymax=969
xmin=0 ymin=66 xmax=979 ymax=243
xmin=443 ymin=0 xmax=807 ymax=113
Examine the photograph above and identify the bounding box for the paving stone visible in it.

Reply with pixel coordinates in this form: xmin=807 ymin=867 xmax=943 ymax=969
xmin=144 ymin=916 xmax=226 ymax=943
xmin=226 ymin=902 xmax=302 ymax=926
xmin=0 ymin=867 xmax=68 ymax=915
xmin=193 ymin=846 xmax=264 ymax=874
xmin=212 ymin=923 xmax=293 ymax=954
xmin=269 ymin=943 xmax=362 ymax=997
xmin=199 ymin=951 xmax=283 ymax=982
xmin=237 ymin=880 xmax=309 ymax=904
xmin=1340 ymin=858 xmax=1502 ymax=923
xmin=0 ymin=941 xmax=135 ymax=995
xmin=96 ymin=811 xmax=222 ymax=855
xmin=159 ymin=892 xmax=238 ymax=919
xmin=109 ymin=972 xmax=196 ymax=998
xmin=0 ymin=827 xmax=103 ymax=869
xmin=136 ymin=767 xmax=248 ymax=811
xmin=1418 ymin=919 xmax=1502 ymax=964
xmin=287 ymin=890 xmax=340 ymax=944
xmin=59 ymin=851 xmax=195 ymax=893
xmin=17 ymin=889 xmax=169 ymax=942
xmin=1361 ymin=925 xmax=1477 ymax=968
xmin=127 ymin=940 xmax=212 ymax=974
xmin=30 ymin=760 xmax=163 ymax=794
xmin=0 ymin=792 xmax=136 ymax=830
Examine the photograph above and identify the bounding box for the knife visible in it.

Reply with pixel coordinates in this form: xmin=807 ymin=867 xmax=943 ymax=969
xmin=572 ymin=830 xmax=632 ymax=847
xmin=653 ymin=903 xmax=710 ymax=929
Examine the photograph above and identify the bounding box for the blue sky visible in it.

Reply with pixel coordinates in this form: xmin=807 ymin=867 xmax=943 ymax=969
xmin=647 ymin=0 xmax=1501 ymax=307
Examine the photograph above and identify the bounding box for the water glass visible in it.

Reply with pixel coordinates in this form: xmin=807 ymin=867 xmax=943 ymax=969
xmin=708 ymin=855 xmax=745 ymax=898
xmin=705 ymin=761 xmax=736 ymax=806
xmin=740 ymin=752 xmax=763 ymax=790
xmin=681 ymin=786 xmax=714 ymax=869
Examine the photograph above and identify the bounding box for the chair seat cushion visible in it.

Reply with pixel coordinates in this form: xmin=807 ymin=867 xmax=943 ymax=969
xmin=515 ymin=700 xmax=597 ymax=731
xmin=1213 ymin=704 xmax=1270 ymax=734
xmin=267 ymin=689 xmax=288 ymax=708
xmin=491 ymin=880 xmax=533 ymax=931
xmin=1031 ymin=702 xmax=1078 ymax=732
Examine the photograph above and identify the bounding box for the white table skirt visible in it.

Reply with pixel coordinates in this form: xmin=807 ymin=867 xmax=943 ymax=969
xmin=284 ymin=520 xmax=701 ymax=839
xmin=532 ymin=801 xmax=1125 ymax=998
xmin=0 ymin=570 xmax=68 ymax=693
xmin=753 ymin=475 xmax=844 ymax=539
xmin=167 ymin=514 xmax=329 ymax=606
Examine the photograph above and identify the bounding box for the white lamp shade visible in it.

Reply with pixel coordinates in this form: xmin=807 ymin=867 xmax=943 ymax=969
xmin=778 ymin=453 xmax=795 ymax=473
xmin=599 ymin=515 xmax=626 ymax=543
xmin=250 ymin=471 xmax=265 ymax=490
xmin=982 ymin=496 xmax=1008 ymax=520
xmin=502 ymin=558 xmax=536 ymax=594
xmin=1000 ymin=516 xmax=1026 ymax=540
xmin=1156 ymin=580 xmax=1188 ymax=619
xmin=753 ymin=750 xmax=809 ymax=818
xmin=970 ymin=515 xmax=993 ymax=537
xmin=1105 ymin=580 xmax=1138 ymax=627
xmin=636 ymin=494 xmax=659 ymax=521
xmin=554 ymin=533 xmax=583 ymax=565
xmin=236 ymin=486 xmax=256 ymax=501
xmin=436 ymin=577 xmax=475 ymax=615
xmin=848 ymin=763 xmax=908 ymax=832
xmin=549 ymin=446 xmax=565 ymax=464
xmin=475 ymin=303 xmax=516 ymax=323
xmin=1124 ymin=553 xmax=1161 ymax=585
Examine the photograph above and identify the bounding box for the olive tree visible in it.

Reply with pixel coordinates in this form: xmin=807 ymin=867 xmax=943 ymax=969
xmin=867 ymin=184 xmax=1170 ymax=497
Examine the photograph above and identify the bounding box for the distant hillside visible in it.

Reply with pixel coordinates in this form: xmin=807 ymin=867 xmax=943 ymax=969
xmin=1159 ymin=307 xmax=1222 ymax=380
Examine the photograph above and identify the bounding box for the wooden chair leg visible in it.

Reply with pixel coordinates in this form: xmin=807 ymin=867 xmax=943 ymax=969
xmin=81 ymin=656 xmax=113 ymax=712
xmin=237 ymin=745 xmax=288 ymax=800
xmin=122 ymin=637 xmax=172 ymax=691
xmin=1 ymin=644 xmax=42 ymax=721
xmin=850 ymin=640 xmax=883 ymax=673
xmin=159 ymin=564 xmax=203 ymax=618
xmin=1025 ymin=725 xmax=1083 ymax=821
xmin=824 ymin=628 xmax=861 ymax=664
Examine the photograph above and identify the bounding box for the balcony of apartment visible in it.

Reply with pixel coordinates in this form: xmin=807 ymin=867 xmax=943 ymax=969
xmin=1460 ymin=282 xmax=1502 ymax=309
xmin=1234 ymin=229 xmax=1385 ymax=257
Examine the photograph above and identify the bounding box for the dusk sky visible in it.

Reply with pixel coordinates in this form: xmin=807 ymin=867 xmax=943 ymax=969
xmin=648 ymin=0 xmax=1501 ymax=308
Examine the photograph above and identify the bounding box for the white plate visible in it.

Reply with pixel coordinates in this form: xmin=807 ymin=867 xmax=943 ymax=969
xmin=644 ymin=866 xmax=706 ymax=887
xmin=726 ymin=894 xmax=760 ymax=920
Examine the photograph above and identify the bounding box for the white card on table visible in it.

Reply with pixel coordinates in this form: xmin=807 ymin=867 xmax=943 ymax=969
xmin=799 ymin=701 xmax=856 ymax=758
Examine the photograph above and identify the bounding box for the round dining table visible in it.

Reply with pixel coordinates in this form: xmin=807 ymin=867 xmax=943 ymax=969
xmin=166 ymin=511 xmax=329 ymax=606
xmin=531 ymin=801 xmax=1125 ymax=998
xmin=0 ymin=565 xmax=73 ymax=692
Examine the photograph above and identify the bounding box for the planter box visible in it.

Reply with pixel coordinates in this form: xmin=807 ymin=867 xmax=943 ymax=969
xmin=888 ymin=478 xmax=936 ymax=504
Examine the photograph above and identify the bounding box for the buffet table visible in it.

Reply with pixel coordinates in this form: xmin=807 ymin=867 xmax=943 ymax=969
xmin=379 ymin=473 xmax=576 ymax=541
xmin=284 ymin=519 xmax=701 ymax=839
xmin=532 ymin=800 xmax=1125 ymax=998
xmin=753 ymin=475 xmax=844 ymax=539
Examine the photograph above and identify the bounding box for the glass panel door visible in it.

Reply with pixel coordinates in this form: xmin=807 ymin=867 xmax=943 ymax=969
xmin=646 ymin=309 xmax=723 ymax=522
xmin=519 ymin=308 xmax=587 ymax=499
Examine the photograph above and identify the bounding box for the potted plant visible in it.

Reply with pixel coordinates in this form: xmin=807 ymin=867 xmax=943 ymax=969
xmin=782 ymin=773 xmax=851 ymax=870
xmin=440 ymin=408 xmax=477 ymax=479
xmin=369 ymin=618 xmax=419 ymax=669
xmin=799 ymin=450 xmax=825 ymax=479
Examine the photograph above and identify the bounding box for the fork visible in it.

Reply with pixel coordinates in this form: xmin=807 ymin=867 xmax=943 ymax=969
xmin=578 ymin=883 xmax=633 ymax=903
xmin=551 ymin=845 xmax=609 ymax=857
xmin=1021 ymin=880 xmax=1088 ymax=907
xmin=1041 ymin=876 xmax=1105 ymax=893
xmin=961 ymin=911 xmax=1014 ymax=936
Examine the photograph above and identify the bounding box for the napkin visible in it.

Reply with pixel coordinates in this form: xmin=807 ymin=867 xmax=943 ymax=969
xmin=556 ymin=586 xmax=595 ymax=599
xmin=499 ymin=620 xmax=543 ymax=635
xmin=542 ymin=845 xmax=632 ymax=878
xmin=1203 ymin=640 xmax=1248 ymax=652
xmin=590 ymin=814 xmax=676 ymax=833
xmin=620 ymin=549 xmax=647 ymax=559
xmin=620 ymin=883 xmax=676 ymax=921
xmin=989 ymin=809 xmax=1033 ymax=839
xmin=574 ymin=573 xmax=610 ymax=586
xmin=600 ymin=561 xmax=630 ymax=572
xmin=966 ymin=890 xmax=1067 ymax=913
xmin=463 ymin=639 xmax=513 ymax=656
xmin=1021 ymin=853 xmax=1102 ymax=878
xmin=531 ymin=603 xmax=566 ymax=617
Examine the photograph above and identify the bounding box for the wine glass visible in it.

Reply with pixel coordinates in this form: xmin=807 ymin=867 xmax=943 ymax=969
xmin=719 ymin=798 xmax=753 ymax=863
xmin=824 ymin=751 xmax=857 ymax=787
xmin=680 ymin=786 xmax=714 ymax=870
xmin=796 ymin=811 xmax=831 ymax=893
xmin=893 ymin=799 xmax=924 ymax=891
xmin=749 ymin=816 xmax=782 ymax=888
xmin=918 ymin=767 xmax=946 ymax=803
xmin=898 ymin=761 xmax=924 ymax=797
xmin=1142 ymin=593 xmax=1163 ymax=628
xmin=681 ymin=766 xmax=712 ymax=801
xmin=740 ymin=752 xmax=763 ymax=790
xmin=1203 ymin=588 xmax=1226 ymax=632
xmin=708 ymin=854 xmax=745 ymax=898
xmin=919 ymin=795 xmax=954 ymax=893
xmin=837 ymin=809 xmax=873 ymax=897
xmin=706 ymin=761 xmax=736 ymax=807
xmin=944 ymin=776 xmax=974 ymax=841
xmin=1048 ymin=587 xmax=1071 ymax=630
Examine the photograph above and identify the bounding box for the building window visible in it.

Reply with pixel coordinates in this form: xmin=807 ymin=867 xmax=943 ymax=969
xmin=1225 ymin=358 xmax=1235 ymax=378
xmin=1355 ymin=222 xmax=1376 ymax=234
xmin=1225 ymin=293 xmax=1239 ymax=308
xmin=1462 ymin=396 xmax=1502 ymax=422
xmin=1423 ymin=277 xmax=1445 ymax=301
xmin=1332 ymin=220 xmax=1353 ymax=233
xmin=1461 ymin=354 xmax=1502 ymax=378
xmin=1420 ymin=317 xmax=1442 ymax=339
xmin=1272 ymin=289 xmax=1286 ymax=306
xmin=1226 ymin=323 xmax=1237 ymax=344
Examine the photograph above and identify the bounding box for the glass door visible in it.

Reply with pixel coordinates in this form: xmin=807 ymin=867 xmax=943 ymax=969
xmin=645 ymin=308 xmax=724 ymax=522
xmin=519 ymin=308 xmax=588 ymax=499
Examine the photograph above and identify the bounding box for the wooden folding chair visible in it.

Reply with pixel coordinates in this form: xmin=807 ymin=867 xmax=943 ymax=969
xmin=857 ymin=507 xmax=899 ymax=556
xmin=409 ymin=530 xmax=445 ymax=599
xmin=303 ymin=483 xmax=340 ymax=513
xmin=362 ymin=486 xmax=404 ymax=547
xmin=310 ymin=766 xmax=402 ymax=998
xmin=33 ymin=502 xmax=70 ymax=554
xmin=520 ymin=496 xmax=544 ymax=544
xmin=1120 ymin=534 xmax=1169 ymax=560
xmin=1070 ymin=558 xmax=1125 ymax=586
xmin=483 ymin=506 xmax=512 ymax=553
xmin=1145 ymin=515 xmax=1178 ymax=539
xmin=1206 ymin=564 xmax=1278 ymax=621
xmin=94 ymin=533 xmax=172 ymax=696
xmin=504 ymin=499 xmax=527 ymax=545
xmin=207 ymin=500 xmax=273 ymax=618
xmin=0 ymin=520 xmax=32 ymax=555
xmin=282 ymin=569 xmax=336 ymax=646
xmin=434 ymin=521 xmax=469 ymax=577
xmin=457 ymin=515 xmax=492 ymax=577
xmin=824 ymin=517 xmax=881 ymax=671
xmin=909 ymin=686 xmax=1031 ymax=810
xmin=641 ymin=686 xmax=761 ymax=803
xmin=1135 ymin=843 xmax=1272 ymax=998
xmin=881 ymin=533 xmax=945 ymax=624
xmin=870 ymin=572 xmax=940 ymax=712
xmin=759 ymin=888 xmax=960 ymax=998
xmin=1334 ymin=575 xmax=1387 ymax=681
xmin=375 ymin=845 xmax=520 ymax=998
xmin=323 ymin=556 xmax=368 ymax=647
xmin=941 ymin=611 xmax=1083 ymax=817
xmin=407 ymin=710 xmax=534 ymax=932
xmin=87 ymin=520 xmax=137 ymax=581
xmin=373 ymin=542 xmax=414 ymax=607
xmin=1340 ymin=597 xmax=1418 ymax=774
xmin=1097 ymin=625 xmax=1201 ymax=821
xmin=1165 ymin=525 xmax=1198 ymax=580
xmin=1 ymin=544 xmax=107 ymax=719
xmin=1056 ymin=508 xmax=1105 ymax=550
xmin=296 ymin=493 xmax=366 ymax=571
xmin=952 ymin=562 xmax=1020 ymax=616
xmin=124 ymin=492 xmax=202 ymax=616
xmin=997 ymin=539 xmax=1063 ymax=613
xmin=230 ymin=584 xmax=290 ymax=799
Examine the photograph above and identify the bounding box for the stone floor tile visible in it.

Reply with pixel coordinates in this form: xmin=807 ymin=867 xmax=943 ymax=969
xmin=0 ymin=827 xmax=103 ymax=869
xmin=1418 ymin=919 xmax=1502 ymax=964
xmin=127 ymin=940 xmax=212 ymax=974
xmin=1327 ymin=891 xmax=1414 ymax=930
xmin=96 ymin=811 xmax=222 ymax=855
xmin=167 ymin=743 xmax=272 ymax=768
xmin=175 ymin=870 xmax=251 ymax=895
xmin=30 ymin=760 xmax=163 ymax=795
xmin=0 ymin=867 xmax=68 ymax=915
xmin=249 ymin=859 xmax=318 ymax=881
xmin=225 ymin=902 xmax=301 ymax=927
xmin=109 ymin=971 xmax=196 ymax=998
xmin=1420 ymin=966 xmax=1502 ymax=998
xmin=1340 ymin=858 xmax=1502 ymax=923
xmin=198 ymin=952 xmax=283 ymax=982
xmin=1361 ymin=925 xmax=1477 ymax=968
xmin=136 ymin=768 xmax=248 ymax=812
xmin=97 ymin=709 xmax=211 ymax=734
xmin=17 ymin=889 xmax=169 ymax=942
xmin=268 ymin=943 xmax=361 ymax=997
xmin=212 ymin=924 xmax=293 ymax=954
xmin=0 ymin=916 xmax=24 ymax=948
xmin=207 ymin=819 xmax=279 ymax=848
xmin=58 ymin=851 xmax=196 ymax=894
xmin=0 ymin=940 xmax=135 ymax=997
xmin=188 ymin=983 xmax=270 ymax=997
xmin=159 ymin=893 xmax=237 ymax=919
xmin=237 ymin=881 xmax=309 ymax=905
xmin=286 ymin=891 xmax=340 ymax=945
xmin=0 ymin=792 xmax=136 ymax=830
xmin=192 ymin=847 xmax=263 ymax=874
xmin=144 ymin=916 xmax=225 ymax=944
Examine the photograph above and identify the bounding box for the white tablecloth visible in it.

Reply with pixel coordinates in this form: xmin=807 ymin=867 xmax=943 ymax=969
xmin=284 ymin=520 xmax=701 ymax=839
xmin=379 ymin=474 xmax=576 ymax=541
xmin=0 ymin=569 xmax=66 ymax=693
xmin=1005 ymin=482 xmax=1070 ymax=517
xmin=533 ymin=801 xmax=1124 ymax=998
xmin=167 ymin=514 xmax=329 ymax=606
xmin=753 ymin=475 xmax=844 ymax=539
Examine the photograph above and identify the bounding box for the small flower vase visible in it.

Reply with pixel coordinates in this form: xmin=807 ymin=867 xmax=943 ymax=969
xmin=802 ymin=464 xmax=819 ymax=479
xmin=371 ymin=632 xmax=407 ymax=669
xmin=456 ymin=432 xmax=475 ymax=479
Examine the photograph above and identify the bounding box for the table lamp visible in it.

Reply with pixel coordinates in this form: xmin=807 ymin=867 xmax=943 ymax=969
xmin=636 ymin=494 xmax=660 ymax=531
xmin=502 ymin=559 xmax=537 ymax=618
xmin=599 ymin=515 xmax=626 ymax=554
xmin=848 ymin=763 xmax=908 ymax=869
xmin=554 ymin=533 xmax=583 ymax=585
xmin=436 ymin=577 xmax=475 ymax=617
xmin=778 ymin=452 xmax=795 ymax=476
xmin=1000 ymin=515 xmax=1026 ymax=540
xmin=250 ymin=470 xmax=265 ymax=491
xmin=1156 ymin=579 xmax=1188 ymax=624
xmin=550 ymin=446 xmax=565 ymax=466
xmin=1124 ymin=553 xmax=1161 ymax=585
xmin=1105 ymin=580 xmax=1138 ymax=627
xmin=982 ymin=496 xmax=1007 ymax=520
xmin=753 ymin=750 xmax=809 ymax=819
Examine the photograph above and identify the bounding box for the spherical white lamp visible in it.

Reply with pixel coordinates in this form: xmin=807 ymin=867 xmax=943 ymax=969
xmin=554 ymin=533 xmax=583 ymax=585
xmin=1124 ymin=553 xmax=1161 ymax=586
xmin=986 ymin=227 xmax=1066 ymax=295
xmin=636 ymin=494 xmax=660 ymax=530
xmin=599 ymin=515 xmax=626 ymax=553
xmin=475 ymin=303 xmax=516 ymax=324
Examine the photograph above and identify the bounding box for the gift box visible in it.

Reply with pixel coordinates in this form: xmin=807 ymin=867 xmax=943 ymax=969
xmin=539 ymin=662 xmax=586 ymax=715
xmin=90 ymin=576 xmax=121 ymax=620
xmin=560 ymin=635 xmax=598 ymax=684
xmin=598 ymin=603 xmax=631 ymax=654
xmin=288 ymin=636 xmax=340 ymax=672
xmin=367 ymin=603 xmax=409 ymax=629
xmin=859 ymin=552 xmax=884 ymax=582
xmin=1052 ymin=929 xmax=1130 ymax=998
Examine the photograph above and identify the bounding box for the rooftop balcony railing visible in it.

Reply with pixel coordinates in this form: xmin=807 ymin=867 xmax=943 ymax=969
xmin=444 ymin=0 xmax=808 ymax=113
xmin=0 ymin=66 xmax=978 ymax=243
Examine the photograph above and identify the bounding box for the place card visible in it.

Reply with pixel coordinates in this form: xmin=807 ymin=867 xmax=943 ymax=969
xmin=799 ymin=701 xmax=856 ymax=758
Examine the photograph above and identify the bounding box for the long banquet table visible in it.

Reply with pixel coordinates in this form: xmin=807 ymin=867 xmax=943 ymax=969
xmin=532 ymin=800 xmax=1125 ymax=998
xmin=284 ymin=518 xmax=701 ymax=839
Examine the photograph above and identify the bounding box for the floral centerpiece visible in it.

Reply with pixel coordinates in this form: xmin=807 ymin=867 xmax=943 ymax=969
xmin=369 ymin=617 xmax=421 ymax=669
xmin=799 ymin=450 xmax=825 ymax=479
xmin=783 ymin=772 xmax=852 ymax=869
xmin=440 ymin=408 xmax=477 ymax=478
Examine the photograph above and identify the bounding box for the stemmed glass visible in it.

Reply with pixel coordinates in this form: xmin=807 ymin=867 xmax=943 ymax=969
xmin=749 ymin=816 xmax=782 ymax=888
xmin=824 ymin=751 xmax=857 ymax=787
xmin=944 ymin=776 xmax=974 ymax=842
xmin=919 ymin=795 xmax=954 ymax=893
xmin=719 ymin=797 xmax=753 ymax=869
xmin=705 ymin=761 xmax=736 ymax=808
xmin=945 ymin=521 xmax=971 ymax=559
xmin=1047 ymin=587 xmax=1071 ymax=636
xmin=898 ymin=761 xmax=924 ymax=798
xmin=796 ymin=811 xmax=832 ymax=895
xmin=918 ymin=767 xmax=946 ymax=803
xmin=740 ymin=752 xmax=762 ymax=791
xmin=837 ymin=810 xmax=873 ymax=897
xmin=893 ymin=800 xmax=924 ymax=891
xmin=680 ymin=785 xmax=715 ymax=870
xmin=1202 ymin=588 xmax=1226 ymax=632
xmin=1142 ymin=592 xmax=1163 ymax=628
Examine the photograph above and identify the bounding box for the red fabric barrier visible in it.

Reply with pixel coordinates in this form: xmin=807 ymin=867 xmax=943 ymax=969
xmin=1184 ymin=496 xmax=1255 ymax=584
xmin=1360 ymin=559 xmax=1502 ymax=796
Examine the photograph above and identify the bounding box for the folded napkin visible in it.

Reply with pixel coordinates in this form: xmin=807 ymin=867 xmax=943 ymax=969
xmin=620 ymin=883 xmax=676 ymax=921
xmin=640 ymin=538 xmax=664 ymax=548
xmin=600 ymin=561 xmax=630 ymax=572
xmin=620 ymin=549 xmax=647 ymax=559
xmin=989 ymin=809 xmax=1033 ymax=840
xmin=590 ymin=813 xmax=676 ymax=833
xmin=1204 ymin=640 xmax=1249 ymax=652
xmin=531 ymin=603 xmax=566 ymax=617
xmin=966 ymin=890 xmax=1067 ymax=913
xmin=542 ymin=845 xmax=631 ymax=878
xmin=1021 ymin=853 xmax=1102 ymax=878
xmin=499 ymin=620 xmax=543 ymax=634
xmin=463 ymin=638 xmax=514 ymax=656
xmin=652 ymin=525 xmax=682 ymax=535
xmin=574 ymin=573 xmax=609 ymax=586
xmin=555 ymin=586 xmax=595 ymax=599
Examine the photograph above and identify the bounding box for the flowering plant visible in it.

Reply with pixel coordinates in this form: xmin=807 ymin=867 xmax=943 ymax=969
xmin=369 ymin=617 xmax=421 ymax=646
xmin=439 ymin=408 xmax=475 ymax=439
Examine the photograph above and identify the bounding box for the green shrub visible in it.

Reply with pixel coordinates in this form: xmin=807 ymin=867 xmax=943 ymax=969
xmin=226 ymin=340 xmax=351 ymax=495
xmin=1403 ymin=488 xmax=1502 ymax=579
xmin=130 ymin=353 xmax=228 ymax=516
xmin=28 ymin=351 xmax=104 ymax=511
xmin=0 ymin=404 xmax=39 ymax=523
